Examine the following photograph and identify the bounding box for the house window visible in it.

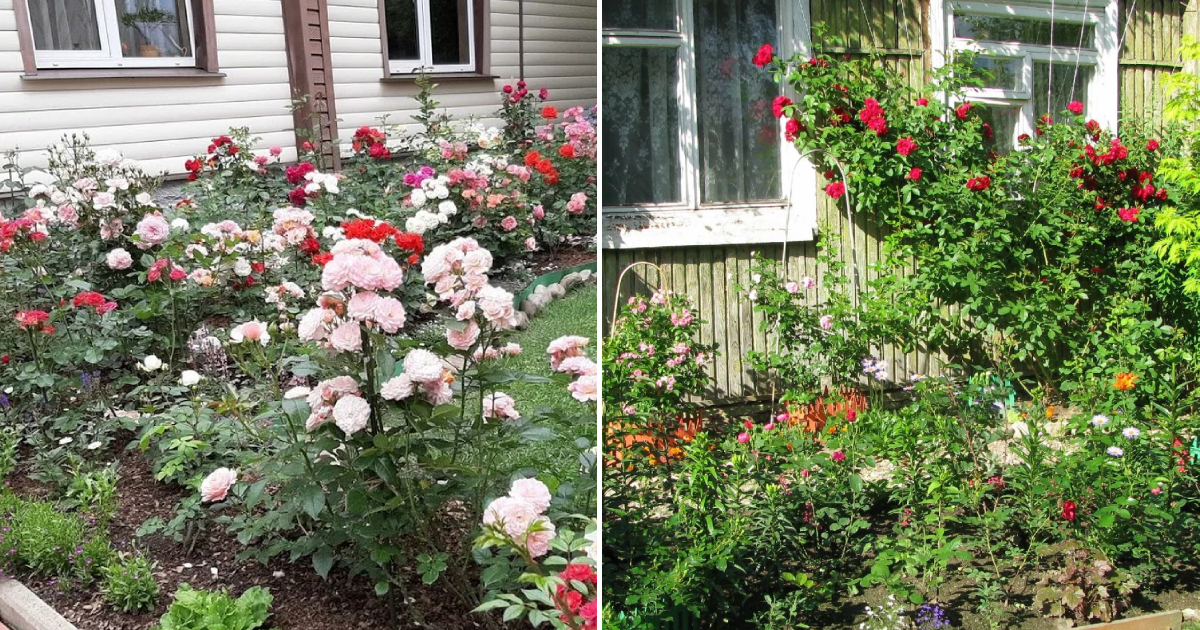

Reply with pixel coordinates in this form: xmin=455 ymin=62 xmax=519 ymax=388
xmin=26 ymin=0 xmax=196 ymax=69
xmin=384 ymin=0 xmax=476 ymax=74
xmin=603 ymin=0 xmax=797 ymax=210
xmin=946 ymin=0 xmax=1119 ymax=152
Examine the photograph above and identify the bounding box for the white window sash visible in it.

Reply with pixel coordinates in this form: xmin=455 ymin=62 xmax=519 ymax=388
xmin=30 ymin=0 xmax=197 ymax=69
xmin=388 ymin=0 xmax=476 ymax=74
xmin=932 ymin=0 xmax=1119 ymax=134
xmin=602 ymin=0 xmax=818 ymax=248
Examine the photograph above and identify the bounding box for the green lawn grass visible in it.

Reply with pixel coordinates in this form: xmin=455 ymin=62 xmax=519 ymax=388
xmin=493 ymin=285 xmax=598 ymax=487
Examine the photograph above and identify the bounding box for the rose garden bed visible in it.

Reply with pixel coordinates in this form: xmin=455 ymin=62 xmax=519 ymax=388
xmin=0 ymin=80 xmax=598 ymax=630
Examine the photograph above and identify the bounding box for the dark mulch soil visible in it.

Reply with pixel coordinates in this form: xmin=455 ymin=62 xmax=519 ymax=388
xmin=7 ymin=444 xmax=488 ymax=630
xmin=526 ymin=246 xmax=595 ymax=276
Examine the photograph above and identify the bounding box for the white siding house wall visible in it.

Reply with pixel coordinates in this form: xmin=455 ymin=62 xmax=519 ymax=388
xmin=326 ymin=0 xmax=596 ymax=151
xmin=0 ymin=0 xmax=298 ymax=176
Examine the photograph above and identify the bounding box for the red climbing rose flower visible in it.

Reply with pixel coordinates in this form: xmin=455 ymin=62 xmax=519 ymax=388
xmin=824 ymin=182 xmax=846 ymax=199
xmin=1062 ymin=500 xmax=1077 ymax=521
xmin=906 ymin=167 xmax=922 ymax=181
xmin=955 ymin=102 xmax=972 ymax=120
xmin=772 ymin=95 xmax=793 ymax=118
xmin=896 ymin=136 xmax=917 ymax=156
xmin=1067 ymin=100 xmax=1084 ymax=115
xmin=1117 ymin=207 xmax=1141 ymax=222
xmin=753 ymin=44 xmax=774 ymax=68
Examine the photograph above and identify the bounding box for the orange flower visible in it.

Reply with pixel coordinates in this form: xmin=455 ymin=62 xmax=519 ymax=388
xmin=1113 ymin=372 xmax=1139 ymax=391
xmin=1045 ymin=406 xmax=1055 ymax=419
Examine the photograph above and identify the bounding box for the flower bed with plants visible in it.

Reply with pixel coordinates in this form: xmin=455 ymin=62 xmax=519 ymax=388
xmin=603 ymin=38 xmax=1200 ymax=630
xmin=0 ymin=79 xmax=597 ymax=630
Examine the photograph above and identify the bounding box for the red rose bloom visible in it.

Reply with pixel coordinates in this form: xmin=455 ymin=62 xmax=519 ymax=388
xmin=1147 ymin=139 xmax=1160 ymax=151
xmin=541 ymin=106 xmax=559 ymax=120
xmin=982 ymin=123 xmax=993 ymax=140
xmin=312 ymin=252 xmax=332 ymax=266
xmin=394 ymin=232 xmax=425 ymax=255
xmin=955 ymin=102 xmax=972 ymax=120
xmin=772 ymin=95 xmax=793 ymax=118
xmin=299 ymin=237 xmax=321 ymax=255
xmin=288 ymin=186 xmax=309 ymax=207
xmin=906 ymin=167 xmax=922 ymax=181
xmin=524 ymin=151 xmax=541 ymax=167
xmin=867 ymin=116 xmax=888 ymax=135
xmin=1117 ymin=207 xmax=1141 ymax=222
xmin=368 ymin=143 xmax=390 ymax=159
xmin=1062 ymin=500 xmax=1077 ymax=521
xmin=558 ymin=144 xmax=576 ymax=159
xmin=753 ymin=43 xmax=774 ymax=68
xmin=896 ymin=136 xmax=917 ymax=156
xmin=824 ymin=182 xmax=846 ymax=199
xmin=1067 ymin=100 xmax=1084 ymax=115
xmin=784 ymin=118 xmax=802 ymax=142
xmin=285 ymin=161 xmax=316 ymax=185
xmin=966 ymin=176 xmax=991 ymax=192
xmin=916 ymin=97 xmax=929 ymax=106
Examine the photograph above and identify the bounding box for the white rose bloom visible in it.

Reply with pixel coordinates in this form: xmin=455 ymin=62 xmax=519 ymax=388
xmin=171 ymin=218 xmax=190 ymax=231
xmin=233 ymin=258 xmax=252 ymax=277
xmin=179 ymin=370 xmax=202 ymax=387
xmin=437 ymin=200 xmax=457 ymax=216
xmin=139 ymin=355 xmax=164 ymax=371
xmin=409 ymin=189 xmax=427 ymax=207
xmin=135 ymin=192 xmax=155 ymax=206
xmin=322 ymin=226 xmax=344 ymax=241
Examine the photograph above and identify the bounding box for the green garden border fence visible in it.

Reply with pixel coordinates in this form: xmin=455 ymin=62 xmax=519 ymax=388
xmin=511 ymin=261 xmax=597 ymax=307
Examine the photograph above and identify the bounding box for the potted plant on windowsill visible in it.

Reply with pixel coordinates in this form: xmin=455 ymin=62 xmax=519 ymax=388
xmin=120 ymin=7 xmax=173 ymax=57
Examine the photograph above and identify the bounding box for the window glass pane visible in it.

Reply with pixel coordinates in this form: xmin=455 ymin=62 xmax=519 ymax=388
xmin=694 ymin=0 xmax=780 ymax=204
xmin=603 ymin=0 xmax=677 ymax=31
xmin=385 ymin=0 xmax=420 ymax=61
xmin=978 ymin=105 xmax=1021 ymax=155
xmin=1034 ymin=62 xmax=1093 ymax=119
xmin=28 ymin=0 xmax=102 ymax=51
xmin=430 ymin=0 xmax=471 ymax=66
xmin=965 ymin=55 xmax=1023 ymax=91
xmin=116 ymin=0 xmax=192 ymax=58
xmin=954 ymin=14 xmax=1094 ymax=48
xmin=602 ymin=47 xmax=681 ymax=205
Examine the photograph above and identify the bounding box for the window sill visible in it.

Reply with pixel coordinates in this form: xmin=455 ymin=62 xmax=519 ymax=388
xmin=22 ymin=68 xmax=225 ymax=81
xmin=380 ymin=72 xmax=499 ymax=83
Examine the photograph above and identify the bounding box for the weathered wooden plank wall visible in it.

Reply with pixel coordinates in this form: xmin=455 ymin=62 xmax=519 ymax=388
xmin=602 ymin=0 xmax=1192 ymax=404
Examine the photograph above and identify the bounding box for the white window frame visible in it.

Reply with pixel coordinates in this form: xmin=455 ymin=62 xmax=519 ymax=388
xmin=930 ymin=0 xmax=1120 ymax=144
xmin=388 ymin=0 xmax=476 ymax=75
xmin=29 ymin=0 xmax=197 ymax=69
xmin=601 ymin=0 xmax=817 ymax=249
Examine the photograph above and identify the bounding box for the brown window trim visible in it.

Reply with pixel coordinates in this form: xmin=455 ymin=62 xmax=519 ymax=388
xmin=12 ymin=0 xmax=219 ymax=77
xmin=376 ymin=0 xmax=491 ymax=77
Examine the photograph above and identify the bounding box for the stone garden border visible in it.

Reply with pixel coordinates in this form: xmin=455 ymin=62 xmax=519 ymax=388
xmin=514 ymin=262 xmax=596 ymax=327
xmin=0 ymin=579 xmax=77 ymax=630
xmin=1077 ymin=611 xmax=1183 ymax=630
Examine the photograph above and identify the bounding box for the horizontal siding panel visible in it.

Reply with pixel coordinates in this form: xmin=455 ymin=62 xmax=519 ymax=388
xmin=0 ymin=82 xmax=291 ymax=112
xmin=0 ymin=99 xmax=296 ymax=133
xmin=214 ymin=15 xmax=285 ymax=34
xmin=211 ymin=0 xmax=284 ymax=18
xmin=0 ymin=68 xmax=288 ymax=91
xmin=0 ymin=114 xmax=295 ymax=148
xmin=326 ymin=4 xmax=381 ymax=24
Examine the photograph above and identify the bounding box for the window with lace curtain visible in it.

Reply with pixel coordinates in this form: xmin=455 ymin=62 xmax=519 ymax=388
xmin=940 ymin=0 xmax=1120 ymax=154
xmin=602 ymin=0 xmax=815 ymax=244
xmin=23 ymin=0 xmax=197 ymax=69
xmin=382 ymin=0 xmax=479 ymax=75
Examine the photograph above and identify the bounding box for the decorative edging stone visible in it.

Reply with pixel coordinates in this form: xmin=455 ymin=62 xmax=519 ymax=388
xmin=514 ymin=264 xmax=596 ymax=328
xmin=0 ymin=579 xmax=78 ymax=630
xmin=1076 ymin=611 xmax=1183 ymax=630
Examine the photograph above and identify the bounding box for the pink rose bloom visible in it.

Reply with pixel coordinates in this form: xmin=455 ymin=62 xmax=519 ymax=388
xmin=483 ymin=392 xmax=520 ymax=420
xmin=525 ymin=520 xmax=556 ymax=558
xmin=532 ymin=205 xmax=545 ymax=220
xmin=509 ymin=478 xmax=552 ymax=513
xmin=462 ymin=249 xmax=493 ymax=275
xmin=269 ymin=146 xmax=283 ymax=156
xmin=447 ymin=320 xmax=481 ymax=350
xmin=106 ymin=248 xmax=133 ymax=270
xmin=372 ymin=296 xmax=407 ymax=333
xmin=200 ymin=467 xmax=237 ymax=502
xmin=547 ymin=335 xmax=589 ymax=370
xmin=566 ymin=192 xmax=588 ymax=214
xmin=483 ymin=496 xmax=539 ymax=539
xmin=500 ymin=215 xmax=518 ymax=232
xmin=298 ymin=307 xmax=334 ymax=341
xmin=557 ymin=356 xmax=597 ymax=377
xmin=831 ymin=450 xmax=846 ymax=462
xmin=737 ymin=432 xmax=750 ymax=443
xmin=403 ymin=349 xmax=444 ymax=383
xmin=333 ymin=394 xmax=371 ymax=436
xmin=476 ymin=285 xmax=516 ymax=326
xmin=785 ymin=281 xmax=800 ymax=293
xmin=568 ymin=374 xmax=597 ymax=402
xmin=456 ymin=301 xmax=476 ymax=321
xmin=328 ymin=320 xmax=363 ymax=353
xmin=422 ymin=379 xmax=454 ymax=405
xmin=230 ymin=320 xmax=271 ymax=346
xmin=305 ymin=407 xmax=332 ymax=431
xmin=169 ymin=266 xmax=187 ymax=282
xmin=348 ymin=291 xmax=382 ymax=321
xmin=524 ymin=237 xmax=538 ymax=252
xmin=801 ymin=276 xmax=817 ymax=289
xmin=819 ymin=314 xmax=834 ymax=330
xmin=134 ymin=213 xmax=171 ymax=249
xmin=380 ymin=374 xmax=415 ymax=401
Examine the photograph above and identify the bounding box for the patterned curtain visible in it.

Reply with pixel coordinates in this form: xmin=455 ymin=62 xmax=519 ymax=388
xmin=602 ymin=47 xmax=681 ymax=206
